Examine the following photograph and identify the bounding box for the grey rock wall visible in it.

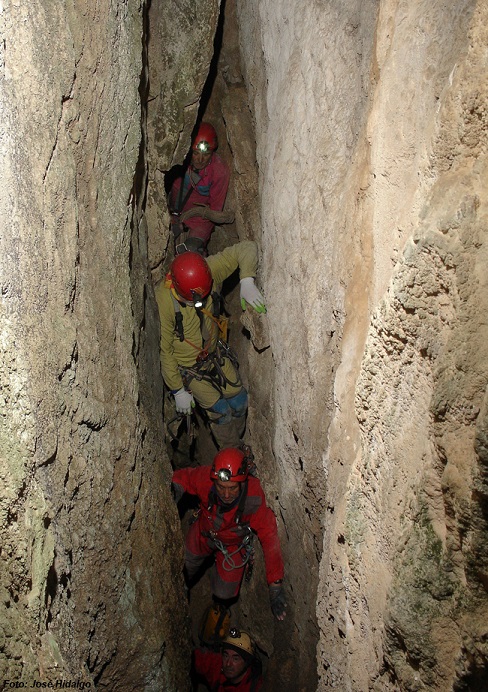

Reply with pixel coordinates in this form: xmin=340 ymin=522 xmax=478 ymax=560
xmin=0 ymin=2 xmax=189 ymax=689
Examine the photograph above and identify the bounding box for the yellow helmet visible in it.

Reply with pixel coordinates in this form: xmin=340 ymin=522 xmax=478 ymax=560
xmin=221 ymin=627 xmax=255 ymax=660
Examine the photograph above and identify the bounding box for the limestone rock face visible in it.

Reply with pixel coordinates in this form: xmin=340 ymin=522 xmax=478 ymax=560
xmin=145 ymin=0 xmax=221 ymax=270
xmin=2 ymin=0 xmax=487 ymax=690
xmin=235 ymin=1 xmax=379 ymax=689
xmin=235 ymin=0 xmax=488 ymax=690
xmin=0 ymin=2 xmax=189 ymax=689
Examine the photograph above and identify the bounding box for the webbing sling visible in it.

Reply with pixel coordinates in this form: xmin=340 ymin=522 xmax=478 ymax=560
xmin=204 ymin=481 xmax=253 ymax=571
xmin=170 ymin=169 xmax=201 ymax=238
xmin=170 ymin=292 xmax=240 ymax=394
xmin=173 ymin=168 xmax=201 ymax=214
xmin=170 ymin=291 xmax=224 ymax=346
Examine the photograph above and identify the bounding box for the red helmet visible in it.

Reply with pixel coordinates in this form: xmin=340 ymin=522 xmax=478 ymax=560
xmin=170 ymin=252 xmax=212 ymax=303
xmin=192 ymin=122 xmax=218 ymax=153
xmin=211 ymin=448 xmax=248 ymax=483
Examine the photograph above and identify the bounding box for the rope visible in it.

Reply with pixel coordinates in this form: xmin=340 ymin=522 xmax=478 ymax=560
xmin=213 ymin=529 xmax=254 ymax=572
xmin=166 ymin=412 xmax=193 ymax=442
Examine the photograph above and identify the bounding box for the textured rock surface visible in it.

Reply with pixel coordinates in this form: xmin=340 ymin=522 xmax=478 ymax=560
xmin=235 ymin=1 xmax=378 ymax=689
xmin=2 ymin=0 xmax=487 ymax=690
xmin=323 ymin=3 xmax=488 ymax=690
xmin=145 ymin=0 xmax=221 ymax=271
xmin=235 ymin=0 xmax=487 ymax=690
xmin=0 ymin=2 xmax=189 ymax=689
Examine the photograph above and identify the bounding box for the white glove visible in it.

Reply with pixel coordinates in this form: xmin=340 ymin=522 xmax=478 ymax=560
xmin=174 ymin=388 xmax=194 ymax=414
xmin=240 ymin=277 xmax=266 ymax=313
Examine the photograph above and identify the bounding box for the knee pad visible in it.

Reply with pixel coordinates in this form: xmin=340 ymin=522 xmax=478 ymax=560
xmin=208 ymin=397 xmax=233 ymax=425
xmin=227 ymin=388 xmax=248 ymax=418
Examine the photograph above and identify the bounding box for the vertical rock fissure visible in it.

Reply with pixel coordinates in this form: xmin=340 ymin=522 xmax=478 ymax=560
xmin=2 ymin=1 xmax=486 ymax=690
xmin=145 ymin=1 xmax=322 ymax=689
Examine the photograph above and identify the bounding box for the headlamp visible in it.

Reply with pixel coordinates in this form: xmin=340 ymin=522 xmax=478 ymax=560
xmin=191 ymin=289 xmax=204 ymax=309
xmin=229 ymin=627 xmax=240 ymax=638
xmin=195 ymin=140 xmax=211 ymax=154
xmin=217 ymin=468 xmax=232 ymax=482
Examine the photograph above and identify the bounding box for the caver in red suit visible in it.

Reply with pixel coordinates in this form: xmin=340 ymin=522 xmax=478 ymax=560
xmin=193 ymin=646 xmax=263 ymax=692
xmin=171 ymin=448 xmax=285 ymax=619
xmin=168 ymin=122 xmax=232 ymax=248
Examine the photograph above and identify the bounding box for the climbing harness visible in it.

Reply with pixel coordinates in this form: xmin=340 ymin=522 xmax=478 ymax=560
xmin=178 ymin=340 xmax=241 ymax=399
xmin=202 ymin=480 xmax=255 ymax=575
xmin=170 ymin=289 xmax=227 ymax=344
xmin=168 ymin=288 xmax=242 ymax=397
xmin=213 ymin=526 xmax=254 ymax=573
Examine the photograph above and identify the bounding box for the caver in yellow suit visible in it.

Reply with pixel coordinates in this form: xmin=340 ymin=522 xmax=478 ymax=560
xmin=155 ymin=241 xmax=266 ymax=448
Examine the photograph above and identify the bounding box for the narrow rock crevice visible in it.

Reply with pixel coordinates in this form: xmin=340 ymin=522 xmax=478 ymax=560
xmin=1 ymin=1 xmax=487 ymax=691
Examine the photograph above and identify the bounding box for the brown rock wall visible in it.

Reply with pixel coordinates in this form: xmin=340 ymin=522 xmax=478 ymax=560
xmin=2 ymin=0 xmax=486 ymax=690
xmin=145 ymin=0 xmax=221 ymax=270
xmin=323 ymin=1 xmax=487 ymax=690
xmin=1 ymin=2 xmax=189 ymax=689
xmin=236 ymin=1 xmax=378 ymax=689
xmin=235 ymin=0 xmax=487 ymax=690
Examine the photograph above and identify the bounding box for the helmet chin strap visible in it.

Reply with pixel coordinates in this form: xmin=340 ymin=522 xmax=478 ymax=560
xmin=170 ymin=286 xmax=187 ymax=305
xmin=170 ymin=285 xmax=205 ymax=308
xmin=191 ymin=289 xmax=204 ymax=308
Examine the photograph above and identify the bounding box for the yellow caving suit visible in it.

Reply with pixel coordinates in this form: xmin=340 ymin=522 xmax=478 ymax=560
xmin=155 ymin=240 xmax=258 ymax=448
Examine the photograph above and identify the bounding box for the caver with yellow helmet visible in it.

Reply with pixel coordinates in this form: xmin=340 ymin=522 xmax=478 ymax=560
xmin=172 ymin=446 xmax=286 ymax=621
xmin=168 ymin=121 xmax=234 ymax=252
xmin=193 ymin=627 xmax=263 ymax=691
xmin=156 ymin=242 xmax=266 ymax=450
xmin=221 ymin=627 xmax=257 ymax=663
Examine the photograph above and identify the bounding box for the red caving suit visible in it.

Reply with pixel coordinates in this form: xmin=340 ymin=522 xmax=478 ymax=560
xmin=172 ymin=465 xmax=284 ymax=599
xmin=169 ymin=154 xmax=230 ymax=244
xmin=193 ymin=649 xmax=263 ymax=691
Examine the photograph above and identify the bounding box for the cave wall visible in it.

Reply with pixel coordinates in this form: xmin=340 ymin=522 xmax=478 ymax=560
xmin=3 ymin=0 xmax=486 ymax=690
xmin=0 ymin=2 xmax=189 ymax=689
xmin=235 ymin=0 xmax=487 ymax=690
xmin=145 ymin=0 xmax=221 ymax=273
xmin=339 ymin=3 xmax=488 ymax=688
xmin=235 ymin=1 xmax=378 ymax=689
